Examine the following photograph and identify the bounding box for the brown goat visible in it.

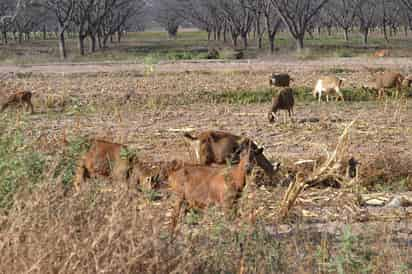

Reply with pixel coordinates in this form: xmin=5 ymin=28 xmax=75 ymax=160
xmin=373 ymin=49 xmax=390 ymax=58
xmin=313 ymin=76 xmax=344 ymax=102
xmin=130 ymin=159 xmax=185 ymax=191
xmin=183 ymin=130 xmax=277 ymax=178
xmin=169 ymin=141 xmax=264 ymax=214
xmin=1 ymin=90 xmax=34 ymax=114
xmin=363 ymin=72 xmax=404 ymax=99
xmin=268 ymin=87 xmax=294 ymax=124
xmin=269 ymin=73 xmax=293 ymax=87
xmin=74 ymin=139 xmax=134 ymax=191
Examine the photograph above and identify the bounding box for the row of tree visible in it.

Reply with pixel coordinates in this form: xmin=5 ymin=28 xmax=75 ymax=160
xmin=2 ymin=0 xmax=412 ymax=59
xmin=163 ymin=0 xmax=412 ymax=51
xmin=0 ymin=0 xmax=146 ymax=58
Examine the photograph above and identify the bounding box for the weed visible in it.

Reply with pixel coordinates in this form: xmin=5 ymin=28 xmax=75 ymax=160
xmin=326 ymin=226 xmax=374 ymax=274
xmin=0 ymin=129 xmax=45 ymax=209
xmin=334 ymin=49 xmax=354 ymax=58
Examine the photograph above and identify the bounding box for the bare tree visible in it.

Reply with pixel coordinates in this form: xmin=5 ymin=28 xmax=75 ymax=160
xmin=264 ymin=0 xmax=282 ymax=53
xmin=152 ymin=0 xmax=183 ymax=39
xmin=271 ymin=0 xmax=330 ymax=51
xmin=325 ymin=0 xmax=361 ymax=41
xmin=39 ymin=0 xmax=76 ymax=59
xmin=179 ymin=0 xmax=224 ymax=41
xmin=356 ymin=0 xmax=377 ymax=46
xmin=220 ymin=0 xmax=255 ymax=49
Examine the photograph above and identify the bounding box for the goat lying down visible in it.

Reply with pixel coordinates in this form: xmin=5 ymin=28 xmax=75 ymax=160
xmin=183 ymin=130 xmax=277 ymax=178
xmin=74 ymin=139 xmax=182 ymax=191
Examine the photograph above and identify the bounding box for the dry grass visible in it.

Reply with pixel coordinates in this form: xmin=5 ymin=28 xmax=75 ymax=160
xmin=1 ymin=66 xmax=412 ymax=273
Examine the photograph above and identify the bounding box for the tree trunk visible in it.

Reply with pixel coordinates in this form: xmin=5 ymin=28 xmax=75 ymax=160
xmin=18 ymin=32 xmax=22 ymax=44
xmin=241 ymin=33 xmax=248 ymax=49
xmin=90 ymin=34 xmax=97 ymax=52
xmin=269 ymin=33 xmax=276 ymax=54
xmin=383 ymin=23 xmax=389 ymax=42
xmin=207 ymin=31 xmax=211 ymax=41
xmin=97 ymin=32 xmax=103 ymax=49
xmin=2 ymin=32 xmax=7 ymax=44
xmin=343 ymin=28 xmax=349 ymax=41
xmin=362 ymin=28 xmax=369 ymax=46
xmin=117 ymin=31 xmax=121 ymax=43
xmin=327 ymin=26 xmax=332 ymax=36
xmin=78 ymin=34 xmax=85 ymax=56
xmin=296 ymin=35 xmax=304 ymax=51
xmin=231 ymin=32 xmax=238 ymax=48
xmin=404 ymin=26 xmax=408 ymax=37
xmin=58 ymin=30 xmax=67 ymax=59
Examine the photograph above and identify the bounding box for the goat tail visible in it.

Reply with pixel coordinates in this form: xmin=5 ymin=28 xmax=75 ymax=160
xmin=183 ymin=132 xmax=197 ymax=140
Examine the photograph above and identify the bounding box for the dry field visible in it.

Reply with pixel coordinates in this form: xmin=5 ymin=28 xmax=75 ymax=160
xmin=1 ymin=59 xmax=412 ymax=273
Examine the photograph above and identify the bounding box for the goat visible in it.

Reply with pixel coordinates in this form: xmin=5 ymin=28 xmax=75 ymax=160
xmin=363 ymin=72 xmax=404 ymax=99
xmin=74 ymin=139 xmax=135 ymax=191
xmin=313 ymin=76 xmax=345 ymax=102
xmin=183 ymin=130 xmax=277 ymax=178
xmin=269 ymin=73 xmax=293 ymax=87
xmin=268 ymin=87 xmax=294 ymax=124
xmin=1 ymin=90 xmax=34 ymax=114
xmin=373 ymin=49 xmax=389 ymax=58
xmin=130 ymin=159 xmax=185 ymax=191
xmin=169 ymin=141 xmax=278 ymax=226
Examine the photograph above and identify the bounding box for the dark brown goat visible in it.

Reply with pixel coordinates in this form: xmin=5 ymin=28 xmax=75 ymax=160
xmin=183 ymin=130 xmax=277 ymax=178
xmin=268 ymin=87 xmax=294 ymax=123
xmin=269 ymin=73 xmax=293 ymax=87
xmin=1 ymin=90 xmax=34 ymax=114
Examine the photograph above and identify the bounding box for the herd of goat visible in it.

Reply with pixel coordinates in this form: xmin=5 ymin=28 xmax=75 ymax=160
xmin=1 ymin=69 xmax=411 ymax=222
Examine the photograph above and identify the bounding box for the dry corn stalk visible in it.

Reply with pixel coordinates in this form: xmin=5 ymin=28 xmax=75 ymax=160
xmin=278 ymin=119 xmax=357 ymax=221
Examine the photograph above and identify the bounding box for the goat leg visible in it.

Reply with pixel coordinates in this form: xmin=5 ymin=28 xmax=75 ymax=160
xmin=169 ymin=198 xmax=184 ymax=241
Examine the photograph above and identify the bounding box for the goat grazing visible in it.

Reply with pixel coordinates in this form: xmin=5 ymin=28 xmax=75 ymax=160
xmin=169 ymin=141 xmax=278 ymax=214
xmin=183 ymin=130 xmax=277 ymax=178
xmin=313 ymin=76 xmax=345 ymax=102
xmin=268 ymin=87 xmax=294 ymax=124
xmin=269 ymin=73 xmax=293 ymax=87
xmin=74 ymin=139 xmax=135 ymax=191
xmin=363 ymin=72 xmax=404 ymax=99
xmin=1 ymin=90 xmax=34 ymax=114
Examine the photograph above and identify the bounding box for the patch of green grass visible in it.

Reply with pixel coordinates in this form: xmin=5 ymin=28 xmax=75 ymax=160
xmin=201 ymin=89 xmax=273 ymax=104
xmin=0 ymin=129 xmax=46 ymax=209
xmin=334 ymin=48 xmax=354 ymax=58
xmin=324 ymin=226 xmax=375 ymax=274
